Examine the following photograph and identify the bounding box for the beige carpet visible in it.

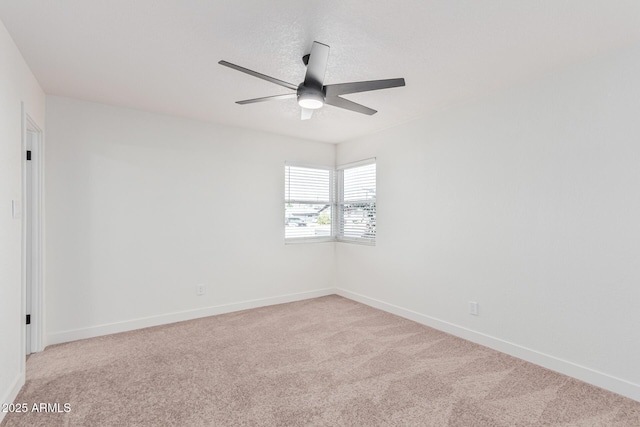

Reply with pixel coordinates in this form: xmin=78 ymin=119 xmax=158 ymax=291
xmin=2 ymin=295 xmax=639 ymax=426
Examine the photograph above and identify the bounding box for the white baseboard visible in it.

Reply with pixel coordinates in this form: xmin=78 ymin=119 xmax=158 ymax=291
xmin=0 ymin=371 xmax=26 ymax=424
xmin=47 ymin=288 xmax=334 ymax=346
xmin=336 ymin=288 xmax=640 ymax=403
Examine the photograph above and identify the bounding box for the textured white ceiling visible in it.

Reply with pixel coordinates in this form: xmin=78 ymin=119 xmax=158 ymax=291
xmin=2 ymin=1 xmax=640 ymax=143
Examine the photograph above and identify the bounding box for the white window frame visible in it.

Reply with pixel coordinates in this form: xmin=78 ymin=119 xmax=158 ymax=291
xmin=336 ymin=158 xmax=376 ymax=246
xmin=284 ymin=162 xmax=335 ymax=244
xmin=284 ymin=158 xmax=376 ymax=245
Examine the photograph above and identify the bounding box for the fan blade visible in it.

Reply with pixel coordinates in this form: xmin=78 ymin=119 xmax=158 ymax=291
xmin=219 ymin=60 xmax=298 ymax=91
xmin=325 ymin=96 xmax=377 ymax=115
xmin=236 ymin=93 xmax=297 ymax=105
xmin=324 ymin=78 xmax=405 ymax=97
xmin=301 ymin=108 xmax=314 ymax=120
xmin=303 ymin=42 xmax=330 ymax=88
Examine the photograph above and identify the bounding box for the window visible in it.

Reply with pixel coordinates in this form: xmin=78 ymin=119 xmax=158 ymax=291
xmin=337 ymin=160 xmax=376 ymax=245
xmin=284 ymin=159 xmax=376 ymax=245
xmin=284 ymin=163 xmax=334 ymax=242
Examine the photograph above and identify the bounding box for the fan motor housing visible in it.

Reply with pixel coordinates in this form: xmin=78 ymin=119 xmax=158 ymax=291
xmin=297 ymin=84 xmax=325 ymax=109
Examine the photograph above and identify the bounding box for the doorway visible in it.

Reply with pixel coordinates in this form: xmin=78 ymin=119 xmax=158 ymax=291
xmin=23 ymin=110 xmax=43 ymax=356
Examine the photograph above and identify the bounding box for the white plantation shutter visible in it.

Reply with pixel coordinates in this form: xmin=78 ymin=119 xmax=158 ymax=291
xmin=337 ymin=160 xmax=376 ymax=245
xmin=283 ymin=159 xmax=375 ymax=244
xmin=284 ymin=163 xmax=334 ymax=241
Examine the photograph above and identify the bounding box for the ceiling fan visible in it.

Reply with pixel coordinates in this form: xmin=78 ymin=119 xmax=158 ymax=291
xmin=219 ymin=41 xmax=406 ymax=120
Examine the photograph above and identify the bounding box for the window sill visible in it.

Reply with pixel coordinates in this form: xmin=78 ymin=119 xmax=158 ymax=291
xmin=284 ymin=237 xmax=376 ymax=246
xmin=284 ymin=237 xmax=336 ymax=245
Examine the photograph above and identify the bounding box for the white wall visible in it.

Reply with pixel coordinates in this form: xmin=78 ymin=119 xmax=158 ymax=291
xmin=45 ymin=96 xmax=335 ymax=343
xmin=0 ymin=19 xmax=45 ymax=418
xmin=336 ymin=44 xmax=640 ymax=401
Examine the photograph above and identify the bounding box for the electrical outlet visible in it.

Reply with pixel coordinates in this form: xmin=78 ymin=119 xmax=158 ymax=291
xmin=196 ymin=284 xmax=206 ymax=296
xmin=469 ymin=301 xmax=479 ymax=316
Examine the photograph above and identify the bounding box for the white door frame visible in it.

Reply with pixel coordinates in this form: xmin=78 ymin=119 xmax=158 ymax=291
xmin=22 ymin=103 xmax=44 ymax=356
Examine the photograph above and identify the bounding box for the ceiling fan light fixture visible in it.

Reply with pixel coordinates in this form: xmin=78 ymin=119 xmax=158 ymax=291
xmin=219 ymin=41 xmax=406 ymax=119
xmin=297 ymin=92 xmax=324 ymax=109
